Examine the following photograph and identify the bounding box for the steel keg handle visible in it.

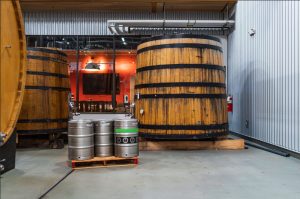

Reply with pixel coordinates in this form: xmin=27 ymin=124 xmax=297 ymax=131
xmin=86 ymin=123 xmax=93 ymax=127
xmin=125 ymin=112 xmax=133 ymax=117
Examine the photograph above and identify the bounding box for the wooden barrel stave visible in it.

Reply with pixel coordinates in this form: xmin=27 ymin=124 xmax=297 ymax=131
xmin=136 ymin=98 xmax=227 ymax=125
xmin=135 ymin=35 xmax=227 ymax=139
xmin=136 ymin=69 xmax=225 ymax=85
xmin=137 ymin=49 xmax=224 ymax=67
xmin=16 ymin=48 xmax=70 ymax=134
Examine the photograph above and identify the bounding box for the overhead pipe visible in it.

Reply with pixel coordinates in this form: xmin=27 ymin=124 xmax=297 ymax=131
xmin=107 ymin=19 xmax=235 ymax=34
xmin=108 ymin=26 xmax=118 ymax=35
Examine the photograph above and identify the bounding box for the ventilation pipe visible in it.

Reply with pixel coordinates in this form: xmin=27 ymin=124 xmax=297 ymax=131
xmin=107 ymin=20 xmax=235 ymax=35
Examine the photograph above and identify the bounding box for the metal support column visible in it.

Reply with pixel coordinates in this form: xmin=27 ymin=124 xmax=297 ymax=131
xmin=112 ymin=36 xmax=116 ymax=111
xmin=75 ymin=35 xmax=80 ymax=109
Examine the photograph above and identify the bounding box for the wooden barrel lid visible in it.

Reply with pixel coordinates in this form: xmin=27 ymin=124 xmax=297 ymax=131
xmin=0 ymin=0 xmax=26 ymax=145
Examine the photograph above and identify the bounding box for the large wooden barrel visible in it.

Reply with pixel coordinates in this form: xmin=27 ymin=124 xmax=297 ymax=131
xmin=135 ymin=34 xmax=228 ymax=139
xmin=0 ymin=0 xmax=26 ymax=145
xmin=16 ymin=48 xmax=70 ymax=135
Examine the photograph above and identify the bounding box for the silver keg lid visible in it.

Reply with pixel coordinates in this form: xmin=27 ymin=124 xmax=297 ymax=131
xmin=69 ymin=119 xmax=92 ymax=124
xmin=93 ymin=119 xmax=113 ymax=126
xmin=68 ymin=119 xmax=93 ymax=127
xmin=114 ymin=119 xmax=138 ymax=128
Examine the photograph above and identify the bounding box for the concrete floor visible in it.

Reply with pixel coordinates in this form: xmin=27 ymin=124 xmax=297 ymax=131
xmin=1 ymin=147 xmax=300 ymax=199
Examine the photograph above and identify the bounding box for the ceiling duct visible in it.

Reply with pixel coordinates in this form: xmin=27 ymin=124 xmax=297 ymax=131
xmin=107 ymin=19 xmax=235 ymax=35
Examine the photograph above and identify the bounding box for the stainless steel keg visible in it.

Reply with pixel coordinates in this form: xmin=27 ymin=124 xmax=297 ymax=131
xmin=114 ymin=119 xmax=139 ymax=157
xmin=68 ymin=120 xmax=94 ymax=160
xmin=94 ymin=120 xmax=114 ymax=157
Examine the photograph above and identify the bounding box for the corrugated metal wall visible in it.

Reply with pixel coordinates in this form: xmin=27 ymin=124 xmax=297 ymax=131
xmin=23 ymin=11 xmax=225 ymax=35
xmin=228 ymin=1 xmax=300 ymax=153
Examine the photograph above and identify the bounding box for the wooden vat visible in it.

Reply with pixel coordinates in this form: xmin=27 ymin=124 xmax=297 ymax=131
xmin=16 ymin=48 xmax=70 ymax=135
xmin=135 ymin=34 xmax=228 ymax=139
xmin=0 ymin=0 xmax=26 ymax=144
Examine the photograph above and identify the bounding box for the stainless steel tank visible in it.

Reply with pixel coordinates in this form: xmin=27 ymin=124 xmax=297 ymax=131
xmin=94 ymin=120 xmax=114 ymax=157
xmin=68 ymin=120 xmax=94 ymax=160
xmin=114 ymin=119 xmax=139 ymax=157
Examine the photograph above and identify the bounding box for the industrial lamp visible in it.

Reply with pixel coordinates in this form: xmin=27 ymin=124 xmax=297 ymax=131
xmin=85 ymin=62 xmax=101 ymax=70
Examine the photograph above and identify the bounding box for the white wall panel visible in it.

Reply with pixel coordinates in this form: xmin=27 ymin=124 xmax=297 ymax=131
xmin=228 ymin=1 xmax=300 ymax=153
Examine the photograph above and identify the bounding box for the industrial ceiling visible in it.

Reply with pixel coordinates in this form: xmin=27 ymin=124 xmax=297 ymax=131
xmin=20 ymin=0 xmax=237 ymax=12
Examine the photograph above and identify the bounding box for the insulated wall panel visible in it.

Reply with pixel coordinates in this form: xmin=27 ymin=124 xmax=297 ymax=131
xmin=228 ymin=1 xmax=300 ymax=153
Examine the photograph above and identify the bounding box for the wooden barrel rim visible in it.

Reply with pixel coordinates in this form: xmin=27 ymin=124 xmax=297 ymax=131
xmin=17 ymin=128 xmax=68 ymax=135
xmin=27 ymin=71 xmax=69 ymax=78
xmin=27 ymin=55 xmax=67 ymax=64
xmin=27 ymin=47 xmax=67 ymax=57
xmin=137 ymin=43 xmax=223 ymax=54
xmin=141 ymin=34 xmax=221 ymax=43
xmin=136 ymin=64 xmax=225 ymax=72
xmin=137 ymin=94 xmax=227 ymax=99
xmin=135 ymin=82 xmax=226 ymax=89
xmin=18 ymin=118 xmax=69 ymax=123
xmin=25 ymin=86 xmax=70 ymax=91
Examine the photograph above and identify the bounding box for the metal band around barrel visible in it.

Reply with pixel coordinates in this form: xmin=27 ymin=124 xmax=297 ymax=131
xmin=27 ymin=55 xmax=67 ymax=64
xmin=139 ymin=131 xmax=228 ymax=140
xmin=25 ymin=86 xmax=70 ymax=91
xmin=138 ymin=94 xmax=226 ymax=99
xmin=115 ymin=128 xmax=139 ymax=133
xmin=136 ymin=64 xmax=226 ymax=73
xmin=28 ymin=48 xmax=67 ymax=57
xmin=18 ymin=118 xmax=69 ymax=123
xmin=139 ymin=123 xmax=228 ymax=130
xmin=27 ymin=71 xmax=69 ymax=78
xmin=17 ymin=128 xmax=68 ymax=134
xmin=135 ymin=82 xmax=226 ymax=89
xmin=141 ymin=34 xmax=221 ymax=43
xmin=137 ymin=43 xmax=223 ymax=54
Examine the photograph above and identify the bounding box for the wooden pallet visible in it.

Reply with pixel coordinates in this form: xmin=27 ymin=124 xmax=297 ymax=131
xmin=69 ymin=156 xmax=138 ymax=170
xmin=139 ymin=138 xmax=245 ymax=151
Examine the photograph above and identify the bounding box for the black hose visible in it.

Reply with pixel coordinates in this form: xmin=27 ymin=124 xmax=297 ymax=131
xmin=38 ymin=169 xmax=74 ymax=199
xmin=245 ymin=141 xmax=290 ymax=157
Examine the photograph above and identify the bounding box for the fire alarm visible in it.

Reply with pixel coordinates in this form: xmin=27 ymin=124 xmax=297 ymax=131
xmin=227 ymin=95 xmax=233 ymax=112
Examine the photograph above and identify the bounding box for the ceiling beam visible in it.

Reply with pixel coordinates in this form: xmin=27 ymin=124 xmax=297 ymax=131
xmin=20 ymin=0 xmax=237 ymax=12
